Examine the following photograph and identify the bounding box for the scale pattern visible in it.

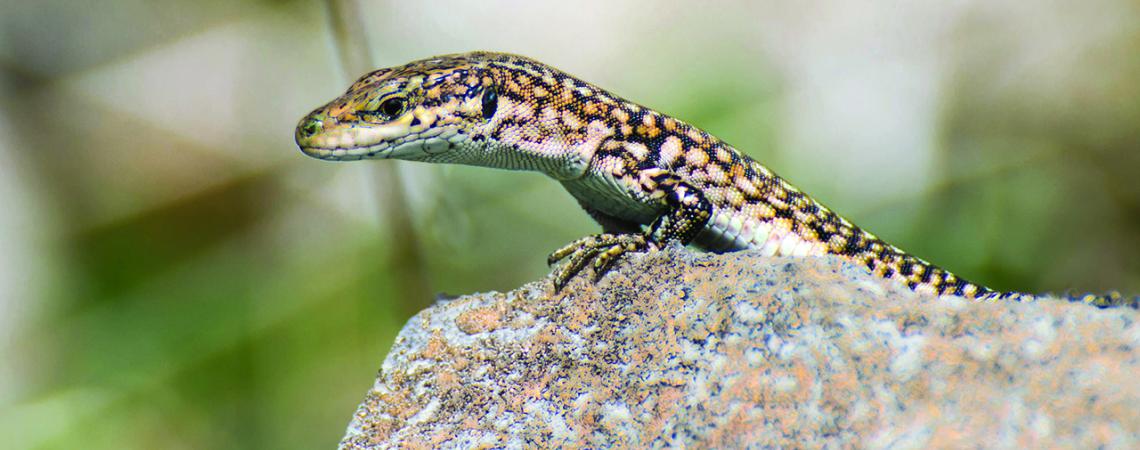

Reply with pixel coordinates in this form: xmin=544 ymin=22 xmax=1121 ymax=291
xmin=297 ymin=51 xmax=1026 ymax=301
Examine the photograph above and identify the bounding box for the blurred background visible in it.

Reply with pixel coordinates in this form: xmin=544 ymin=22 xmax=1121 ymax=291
xmin=1 ymin=0 xmax=1137 ymax=448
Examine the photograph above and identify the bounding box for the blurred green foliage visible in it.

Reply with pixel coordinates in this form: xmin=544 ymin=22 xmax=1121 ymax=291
xmin=1 ymin=1 xmax=1137 ymax=449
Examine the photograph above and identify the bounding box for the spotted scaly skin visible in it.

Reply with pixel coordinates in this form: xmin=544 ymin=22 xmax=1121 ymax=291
xmin=296 ymin=51 xmax=1022 ymax=301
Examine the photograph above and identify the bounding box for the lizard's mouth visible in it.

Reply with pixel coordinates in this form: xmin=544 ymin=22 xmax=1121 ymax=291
xmin=295 ymin=111 xmax=466 ymax=162
xmin=298 ymin=143 xmax=391 ymax=161
xmin=294 ymin=111 xmax=415 ymax=161
xmin=299 ymin=138 xmax=456 ymax=162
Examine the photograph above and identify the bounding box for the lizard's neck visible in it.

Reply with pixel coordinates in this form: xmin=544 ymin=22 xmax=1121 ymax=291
xmin=459 ymin=90 xmax=615 ymax=180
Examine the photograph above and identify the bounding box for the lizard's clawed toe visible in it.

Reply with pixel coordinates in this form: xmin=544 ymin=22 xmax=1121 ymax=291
xmin=549 ymin=233 xmax=653 ymax=290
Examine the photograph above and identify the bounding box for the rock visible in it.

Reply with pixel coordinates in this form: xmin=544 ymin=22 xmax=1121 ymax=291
xmin=339 ymin=247 xmax=1140 ymax=449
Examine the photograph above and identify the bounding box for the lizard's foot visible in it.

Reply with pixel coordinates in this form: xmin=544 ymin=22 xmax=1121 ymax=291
xmin=548 ymin=233 xmax=654 ymax=290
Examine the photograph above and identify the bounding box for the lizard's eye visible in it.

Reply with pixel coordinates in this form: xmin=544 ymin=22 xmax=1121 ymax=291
xmin=482 ymin=86 xmax=498 ymax=120
xmin=366 ymin=96 xmax=407 ymax=121
xmin=378 ymin=97 xmax=406 ymax=119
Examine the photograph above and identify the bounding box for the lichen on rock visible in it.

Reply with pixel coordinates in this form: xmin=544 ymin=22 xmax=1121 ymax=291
xmin=340 ymin=248 xmax=1140 ymax=449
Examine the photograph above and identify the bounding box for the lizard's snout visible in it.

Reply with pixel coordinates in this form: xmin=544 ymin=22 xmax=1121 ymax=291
xmin=295 ymin=114 xmax=326 ymax=148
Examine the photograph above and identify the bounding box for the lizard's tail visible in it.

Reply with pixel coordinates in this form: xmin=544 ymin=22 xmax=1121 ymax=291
xmin=974 ymin=290 xmax=1036 ymax=303
xmin=1062 ymin=291 xmax=1139 ymax=309
xmin=974 ymin=290 xmax=1139 ymax=309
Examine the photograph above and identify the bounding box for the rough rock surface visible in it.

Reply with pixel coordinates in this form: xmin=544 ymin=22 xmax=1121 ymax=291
xmin=340 ymin=248 xmax=1140 ymax=449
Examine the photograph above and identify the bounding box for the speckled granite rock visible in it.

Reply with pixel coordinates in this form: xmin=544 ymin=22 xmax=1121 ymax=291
xmin=340 ymin=248 xmax=1140 ymax=449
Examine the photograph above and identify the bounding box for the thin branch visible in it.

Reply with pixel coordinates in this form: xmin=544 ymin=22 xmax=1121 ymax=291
xmin=323 ymin=0 xmax=433 ymax=314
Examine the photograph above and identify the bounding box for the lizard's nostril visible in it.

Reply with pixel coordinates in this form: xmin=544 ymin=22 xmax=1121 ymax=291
xmin=299 ymin=118 xmax=322 ymax=139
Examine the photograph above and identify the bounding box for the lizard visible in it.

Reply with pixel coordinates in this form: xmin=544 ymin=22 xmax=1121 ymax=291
xmin=294 ymin=51 xmax=1114 ymax=305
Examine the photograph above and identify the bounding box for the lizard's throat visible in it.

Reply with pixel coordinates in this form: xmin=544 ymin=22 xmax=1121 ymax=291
xmin=458 ymin=134 xmax=591 ymax=180
xmin=462 ymin=119 xmax=613 ymax=180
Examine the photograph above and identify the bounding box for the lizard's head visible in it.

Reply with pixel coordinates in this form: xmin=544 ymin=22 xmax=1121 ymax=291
xmin=295 ymin=53 xmax=501 ymax=162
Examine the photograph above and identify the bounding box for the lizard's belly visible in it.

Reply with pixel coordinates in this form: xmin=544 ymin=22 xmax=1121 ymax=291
xmin=694 ymin=207 xmax=829 ymax=257
xmin=560 ymin=173 xmax=662 ymax=225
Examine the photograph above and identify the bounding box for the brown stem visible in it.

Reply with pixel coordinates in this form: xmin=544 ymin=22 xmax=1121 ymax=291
xmin=323 ymin=0 xmax=434 ymax=315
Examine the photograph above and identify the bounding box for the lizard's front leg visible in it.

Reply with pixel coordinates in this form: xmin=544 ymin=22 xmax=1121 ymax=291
xmin=549 ymin=170 xmax=712 ymax=289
